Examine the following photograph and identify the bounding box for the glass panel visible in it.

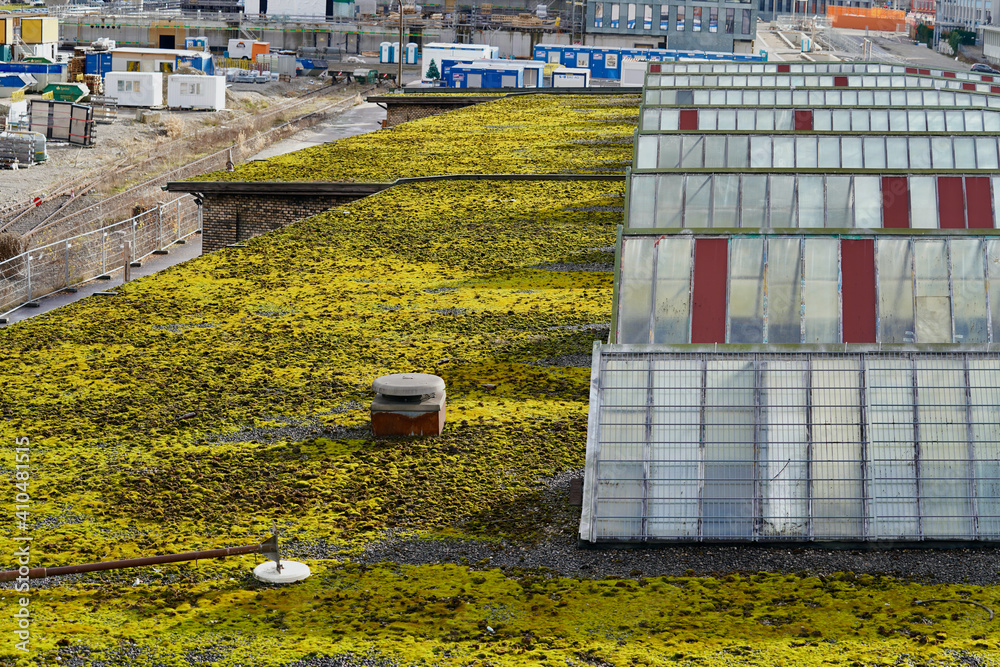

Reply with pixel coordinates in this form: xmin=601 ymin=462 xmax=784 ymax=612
xmin=659 ymin=108 xmax=679 ymax=131
xmin=647 ymin=358 xmax=701 ymax=538
xmin=717 ymin=109 xmax=737 ymax=130
xmin=680 ymin=136 xmax=705 ymax=168
xmin=817 ymin=137 xmax=841 ymax=169
xmin=702 ymin=359 xmax=755 ymax=538
xmin=954 ymin=136 xmax=976 ymax=169
xmin=908 ymin=110 xmax=927 ymax=133
xmin=850 ymin=109 xmax=870 ymax=131
xmin=698 ymin=108 xmax=718 ymax=130
xmin=596 ymin=357 xmax=647 ymax=539
xmin=803 ymin=238 xmax=839 ymax=342
xmin=854 ymin=177 xmax=882 ymax=229
xmin=797 ymin=176 xmax=824 ymax=228
xmin=629 ymin=176 xmax=656 ymax=228
xmin=926 ymin=110 xmax=946 ymax=131
xmin=760 ymin=360 xmax=809 ymax=539
xmin=636 ymin=135 xmax=658 ymax=170
xmin=885 ymin=137 xmax=909 ymax=170
xmin=713 ymin=174 xmax=740 ymax=228
xmin=877 ymin=238 xmax=915 ymax=343
xmin=862 ymin=137 xmax=886 ymax=170
xmin=913 ymin=239 xmax=952 ymax=343
xmin=728 ymin=237 xmax=765 ymax=343
xmin=915 ymin=359 xmax=973 ymax=539
xmin=811 ymin=358 xmax=864 ymax=539
xmin=756 ymin=110 xmax=775 ymax=132
xmin=741 ymin=175 xmax=767 ymax=228
xmin=976 ymin=137 xmax=999 ymax=170
xmin=814 ymin=110 xmax=832 ymax=131
xmin=951 ymin=239 xmax=989 ymax=344
xmin=969 ymin=359 xmax=1000 ymax=538
xmin=909 ymin=176 xmax=937 ymax=229
xmin=772 ymin=136 xmax=794 ymax=168
xmin=657 ymin=135 xmax=682 ymax=168
xmin=652 ymin=238 xmax=693 ymax=343
xmin=795 ymin=136 xmax=817 ymax=169
xmin=865 ymin=359 xmax=919 ymax=539
xmin=749 ymin=136 xmax=771 ymax=168
xmin=654 ymin=175 xmax=684 ymax=228
xmin=766 ymin=237 xmax=802 ymax=343
xmin=909 ymin=137 xmax=932 ymax=169
xmin=774 ymin=108 xmax=793 ymax=131
xmin=870 ymin=110 xmax=889 ymax=132
xmin=727 ymin=135 xmax=749 ymax=168
xmin=703 ymin=135 xmax=727 ymax=169
xmin=618 ymin=237 xmax=655 ymax=342
xmin=841 ymin=137 xmax=863 ymax=169
xmin=826 ymin=176 xmax=853 ymax=229
xmin=966 ymin=110 xmax=984 ymax=132
xmin=769 ymin=176 xmax=796 ymax=228
xmin=945 ymin=110 xmax=965 ymax=132
xmin=987 ymin=240 xmax=1000 ymax=340
xmin=737 ymin=108 xmax=755 ymax=130
xmin=684 ymin=175 xmax=712 ymax=228
xmin=984 ymin=112 xmax=1000 ymax=132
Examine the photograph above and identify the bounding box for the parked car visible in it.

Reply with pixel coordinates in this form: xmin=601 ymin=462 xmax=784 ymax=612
xmin=971 ymin=63 xmax=1000 ymax=74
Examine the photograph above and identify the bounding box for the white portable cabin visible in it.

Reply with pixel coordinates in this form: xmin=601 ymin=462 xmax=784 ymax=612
xmin=552 ymin=66 xmax=590 ymax=87
xmin=167 ymin=74 xmax=226 ymax=110
xmin=469 ymin=59 xmax=545 ymax=88
xmin=421 ymin=43 xmax=499 ymax=81
xmin=105 ymin=71 xmax=163 ymax=107
xmin=243 ymin=0 xmax=353 ymax=19
xmin=619 ymin=58 xmax=648 ymax=87
xmin=110 ymin=48 xmax=208 ymax=74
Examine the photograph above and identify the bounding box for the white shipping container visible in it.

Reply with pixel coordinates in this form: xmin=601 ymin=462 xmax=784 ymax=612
xmin=619 ymin=58 xmax=647 ymax=87
xmin=421 ymin=43 xmax=498 ymax=81
xmin=552 ymin=66 xmax=590 ymax=87
xmin=105 ymin=72 xmax=163 ymax=107
xmin=244 ymin=0 xmax=341 ymax=19
xmin=167 ymin=74 xmax=226 ymax=110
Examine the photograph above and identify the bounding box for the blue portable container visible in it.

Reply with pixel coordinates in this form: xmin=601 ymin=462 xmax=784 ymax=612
xmin=85 ymin=52 xmax=112 ymax=77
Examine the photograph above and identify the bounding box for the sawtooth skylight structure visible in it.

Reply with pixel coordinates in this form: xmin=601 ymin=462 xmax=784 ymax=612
xmin=580 ymin=61 xmax=1000 ymax=545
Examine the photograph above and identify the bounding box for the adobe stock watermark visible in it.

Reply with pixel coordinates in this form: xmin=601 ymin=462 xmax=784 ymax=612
xmin=11 ymin=437 xmax=32 ymax=653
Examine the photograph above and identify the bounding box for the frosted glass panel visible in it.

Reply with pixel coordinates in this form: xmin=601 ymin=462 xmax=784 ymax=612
xmin=770 ymin=176 xmax=797 ymax=228
xmin=630 ymin=177 xmax=656 ymax=228
xmin=878 ymin=239 xmax=915 ymax=343
xmin=910 ymin=177 xmax=937 ymax=229
xmin=728 ymin=238 xmax=765 ymax=343
xmin=797 ymin=176 xmax=824 ymax=228
xmin=803 ymin=238 xmax=840 ymax=342
xmin=684 ymin=175 xmax=712 ymax=227
xmin=760 ymin=360 xmax=808 ymax=538
xmin=714 ymin=174 xmax=740 ymax=228
xmin=826 ymin=176 xmax=853 ymax=229
xmin=914 ymin=239 xmax=951 ymax=343
xmin=654 ymin=175 xmax=684 ymax=228
xmin=951 ymin=239 xmax=989 ymax=344
xmin=741 ymin=175 xmax=767 ymax=228
xmin=652 ymin=238 xmax=693 ymax=343
xmin=617 ymin=237 xmax=655 ymax=343
xmin=636 ymin=135 xmax=657 ymax=169
xmin=968 ymin=359 xmax=1000 ymax=538
xmin=767 ymin=238 xmax=802 ymax=343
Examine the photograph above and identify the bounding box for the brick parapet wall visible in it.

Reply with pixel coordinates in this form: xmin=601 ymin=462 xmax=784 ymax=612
xmin=201 ymin=193 xmax=359 ymax=253
xmin=385 ymin=102 xmax=479 ymax=128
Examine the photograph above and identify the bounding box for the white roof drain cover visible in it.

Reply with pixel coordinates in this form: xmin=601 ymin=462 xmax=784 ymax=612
xmin=253 ymin=560 xmax=311 ymax=584
xmin=373 ymin=373 xmax=445 ymax=397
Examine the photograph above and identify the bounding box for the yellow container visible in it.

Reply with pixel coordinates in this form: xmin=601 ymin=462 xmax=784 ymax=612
xmin=21 ymin=17 xmax=58 ymax=45
xmin=0 ymin=18 xmax=14 ymax=45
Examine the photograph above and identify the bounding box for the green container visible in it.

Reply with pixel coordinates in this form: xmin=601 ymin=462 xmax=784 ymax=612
xmin=0 ymin=45 xmax=10 ymax=62
xmin=42 ymin=82 xmax=89 ymax=102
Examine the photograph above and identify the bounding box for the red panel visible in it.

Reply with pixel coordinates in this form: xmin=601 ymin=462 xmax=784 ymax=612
xmin=841 ymin=239 xmax=876 ymax=344
xmin=944 ymin=71 xmax=956 ymax=78
xmin=938 ymin=176 xmax=967 ymax=229
xmin=906 ymin=67 xmax=917 ymax=74
xmin=794 ymin=109 xmax=813 ymax=131
xmin=918 ymin=68 xmax=930 ymax=75
xmin=966 ymin=177 xmax=994 ymax=229
xmin=691 ymin=238 xmax=728 ymax=343
xmin=679 ymin=109 xmax=698 ymax=130
xmin=650 ymin=63 xmax=661 ymax=73
xmin=834 ymin=76 xmax=848 ymax=87
xmin=963 ymin=82 xmax=976 ymax=91
xmin=993 ymin=85 xmax=1000 ymax=94
xmin=983 ymin=75 xmax=994 ymax=83
xmin=777 ymin=64 xmax=790 ymax=73
xmin=881 ymin=176 xmax=909 ymax=229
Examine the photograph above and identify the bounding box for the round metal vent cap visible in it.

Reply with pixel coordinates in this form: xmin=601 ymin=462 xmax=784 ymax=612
xmin=373 ymin=373 xmax=446 ymax=397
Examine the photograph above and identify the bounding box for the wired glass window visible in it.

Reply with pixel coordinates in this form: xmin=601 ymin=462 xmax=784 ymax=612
xmin=676 ymin=5 xmax=685 ymax=29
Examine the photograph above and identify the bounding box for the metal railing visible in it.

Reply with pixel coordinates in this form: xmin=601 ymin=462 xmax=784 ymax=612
xmin=0 ymin=196 xmax=200 ymax=316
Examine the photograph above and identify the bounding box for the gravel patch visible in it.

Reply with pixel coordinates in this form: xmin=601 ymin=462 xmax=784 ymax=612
xmin=202 ymin=411 xmax=367 ymax=445
xmin=531 ymin=262 xmax=614 ymax=273
xmin=530 ymin=353 xmax=593 ymax=368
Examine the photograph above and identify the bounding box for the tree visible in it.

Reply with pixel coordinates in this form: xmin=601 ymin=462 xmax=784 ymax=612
xmin=426 ymin=59 xmax=440 ymax=80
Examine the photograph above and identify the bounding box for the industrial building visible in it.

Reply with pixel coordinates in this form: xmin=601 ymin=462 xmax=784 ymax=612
xmin=585 ymin=0 xmax=758 ymax=52
xmin=580 ymin=61 xmax=1000 ymax=546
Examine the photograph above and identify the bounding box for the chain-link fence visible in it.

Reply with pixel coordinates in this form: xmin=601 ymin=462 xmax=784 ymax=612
xmin=0 ymin=196 xmax=200 ymax=316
